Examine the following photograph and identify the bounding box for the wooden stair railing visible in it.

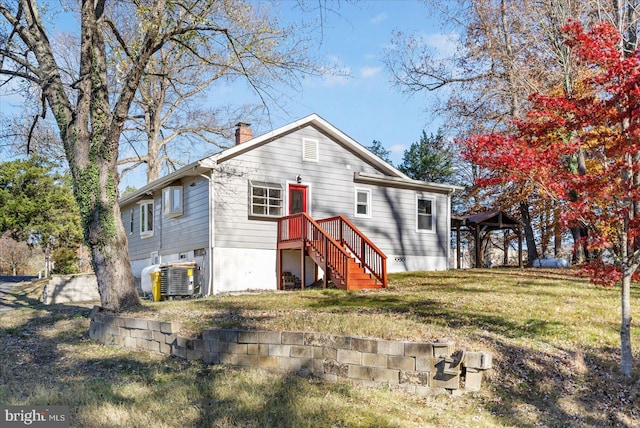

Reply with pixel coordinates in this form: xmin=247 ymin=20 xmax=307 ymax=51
xmin=317 ymin=216 xmax=387 ymax=288
xmin=277 ymin=213 xmax=352 ymax=289
xmin=277 ymin=213 xmax=387 ymax=290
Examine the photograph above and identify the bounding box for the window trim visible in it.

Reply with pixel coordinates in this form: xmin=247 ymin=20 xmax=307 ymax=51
xmin=162 ymin=185 xmax=183 ymax=218
xmin=138 ymin=199 xmax=155 ymax=238
xmin=129 ymin=208 xmax=134 ymax=235
xmin=416 ymin=195 xmax=435 ymax=233
xmin=302 ymin=138 xmax=319 ymax=162
xmin=354 ymin=188 xmax=372 ymax=218
xmin=249 ymin=180 xmax=284 ymax=218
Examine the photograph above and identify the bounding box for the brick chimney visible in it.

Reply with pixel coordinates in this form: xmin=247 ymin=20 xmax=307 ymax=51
xmin=235 ymin=122 xmax=252 ymax=145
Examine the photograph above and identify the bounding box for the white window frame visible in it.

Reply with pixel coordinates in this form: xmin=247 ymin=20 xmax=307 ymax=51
xmin=416 ymin=195 xmax=435 ymax=233
xmin=162 ymin=185 xmax=183 ymax=218
xmin=249 ymin=180 xmax=284 ymax=218
xmin=302 ymin=138 xmax=319 ymax=162
xmin=139 ymin=199 xmax=154 ymax=238
xmin=354 ymin=188 xmax=372 ymax=218
xmin=129 ymin=209 xmax=134 ymax=235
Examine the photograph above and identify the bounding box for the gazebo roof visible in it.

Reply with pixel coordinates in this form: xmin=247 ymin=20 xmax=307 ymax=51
xmin=452 ymin=210 xmax=522 ymax=231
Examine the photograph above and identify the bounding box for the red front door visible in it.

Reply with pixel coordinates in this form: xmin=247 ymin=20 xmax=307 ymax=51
xmin=288 ymin=185 xmax=307 ymax=240
xmin=289 ymin=185 xmax=307 ymax=214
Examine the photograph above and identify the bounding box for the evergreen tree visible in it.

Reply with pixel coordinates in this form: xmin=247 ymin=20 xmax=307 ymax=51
xmin=0 ymin=157 xmax=83 ymax=255
xmin=398 ymin=130 xmax=457 ymax=184
xmin=366 ymin=140 xmax=393 ymax=164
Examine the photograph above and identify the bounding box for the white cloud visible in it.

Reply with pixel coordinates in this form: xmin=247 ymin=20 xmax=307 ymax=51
xmin=420 ymin=32 xmax=460 ymax=59
xmin=389 ymin=144 xmax=406 ymax=154
xmin=318 ymin=55 xmax=352 ymax=87
xmin=322 ymin=70 xmax=351 ymax=86
xmin=370 ymin=13 xmax=387 ymax=25
xmin=360 ymin=66 xmax=382 ymax=79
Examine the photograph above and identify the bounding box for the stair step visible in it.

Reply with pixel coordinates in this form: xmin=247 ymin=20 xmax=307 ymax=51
xmin=349 ymin=271 xmax=373 ymax=280
xmin=301 ymin=229 xmax=384 ymax=290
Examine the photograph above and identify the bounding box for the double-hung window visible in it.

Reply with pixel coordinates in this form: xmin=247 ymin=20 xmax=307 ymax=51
xmin=250 ymin=181 xmax=283 ymax=217
xmin=355 ymin=188 xmax=371 ymax=218
xmin=163 ymin=186 xmax=183 ymax=218
xmin=416 ymin=196 xmax=435 ymax=232
xmin=139 ymin=200 xmax=154 ymax=237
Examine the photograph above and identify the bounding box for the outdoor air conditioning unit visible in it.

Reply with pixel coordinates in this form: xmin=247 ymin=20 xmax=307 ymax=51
xmin=160 ymin=262 xmax=198 ymax=297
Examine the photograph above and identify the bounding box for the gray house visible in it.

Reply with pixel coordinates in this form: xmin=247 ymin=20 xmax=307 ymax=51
xmin=119 ymin=114 xmax=460 ymax=295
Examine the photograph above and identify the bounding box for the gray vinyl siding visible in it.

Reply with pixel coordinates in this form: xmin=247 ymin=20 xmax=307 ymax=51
xmin=122 ymin=176 xmax=209 ymax=260
xmin=158 ymin=177 xmax=209 ymax=256
xmin=212 ymin=125 xmax=449 ymax=258
xmin=365 ymin=187 xmax=449 ymax=257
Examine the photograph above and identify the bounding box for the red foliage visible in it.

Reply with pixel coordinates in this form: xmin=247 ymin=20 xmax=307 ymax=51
xmin=461 ymin=21 xmax=640 ymax=287
xmin=578 ymin=261 xmax=640 ymax=288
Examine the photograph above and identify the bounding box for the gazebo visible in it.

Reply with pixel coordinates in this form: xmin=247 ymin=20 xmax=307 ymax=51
xmin=451 ymin=210 xmax=523 ymax=269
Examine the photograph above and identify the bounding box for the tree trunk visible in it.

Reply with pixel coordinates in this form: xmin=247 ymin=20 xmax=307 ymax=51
xmin=553 ymin=205 xmax=563 ymax=257
xmin=146 ymin=136 xmax=162 ymax=183
xmin=79 ymin=167 xmax=139 ymax=311
xmin=570 ymin=226 xmax=588 ymax=264
xmin=503 ymin=230 xmax=509 ymax=266
xmin=620 ymin=267 xmax=633 ymax=377
xmin=519 ymin=202 xmax=538 ymax=265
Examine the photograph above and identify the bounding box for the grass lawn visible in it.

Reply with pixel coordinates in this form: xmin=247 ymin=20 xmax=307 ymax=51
xmin=1 ymin=268 xmax=639 ymax=427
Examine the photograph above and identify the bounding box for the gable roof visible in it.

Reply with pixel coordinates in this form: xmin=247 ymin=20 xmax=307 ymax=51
xmin=119 ymin=113 xmax=461 ymax=206
xmin=211 ymin=113 xmax=408 ymax=178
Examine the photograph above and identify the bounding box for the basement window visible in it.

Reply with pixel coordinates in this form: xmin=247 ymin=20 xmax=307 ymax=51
xmin=162 ymin=186 xmax=183 ymax=218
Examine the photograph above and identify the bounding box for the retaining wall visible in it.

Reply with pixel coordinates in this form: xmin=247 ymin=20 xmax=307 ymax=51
xmin=43 ymin=274 xmax=100 ymax=304
xmin=88 ymin=307 xmax=492 ymax=395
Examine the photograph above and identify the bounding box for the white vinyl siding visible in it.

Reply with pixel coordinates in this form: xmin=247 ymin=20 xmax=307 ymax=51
xmin=355 ymin=188 xmax=371 ymax=218
xmin=250 ymin=181 xmax=283 ymax=217
xmin=139 ymin=200 xmax=154 ymax=237
xmin=416 ymin=196 xmax=435 ymax=232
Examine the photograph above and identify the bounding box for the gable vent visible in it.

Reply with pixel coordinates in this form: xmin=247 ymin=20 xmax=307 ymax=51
xmin=302 ymin=139 xmax=319 ymax=162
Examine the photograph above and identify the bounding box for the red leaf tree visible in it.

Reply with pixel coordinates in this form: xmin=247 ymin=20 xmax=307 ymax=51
xmin=461 ymin=21 xmax=637 ymax=376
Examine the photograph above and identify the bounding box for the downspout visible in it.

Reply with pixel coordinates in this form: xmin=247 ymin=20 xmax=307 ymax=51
xmin=198 ymin=171 xmax=215 ymax=296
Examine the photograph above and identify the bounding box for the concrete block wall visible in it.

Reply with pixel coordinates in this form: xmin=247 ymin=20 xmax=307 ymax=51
xmin=43 ymin=274 xmax=100 ymax=304
xmin=88 ymin=307 xmax=492 ymax=395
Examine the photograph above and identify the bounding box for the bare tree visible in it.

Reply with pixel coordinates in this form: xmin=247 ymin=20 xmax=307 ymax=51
xmin=113 ymin=1 xmax=312 ymax=183
xmin=0 ymin=0 xmax=317 ymax=311
xmin=0 ymin=232 xmax=39 ymax=275
xmin=384 ymin=0 xmax=593 ymax=264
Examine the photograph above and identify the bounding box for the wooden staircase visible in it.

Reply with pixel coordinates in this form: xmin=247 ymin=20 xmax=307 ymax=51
xmin=277 ymin=213 xmax=387 ymax=290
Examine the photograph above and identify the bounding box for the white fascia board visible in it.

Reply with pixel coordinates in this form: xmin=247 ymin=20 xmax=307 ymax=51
xmin=354 ymin=172 xmax=464 ymax=194
xmin=118 ymin=160 xmax=215 ymax=206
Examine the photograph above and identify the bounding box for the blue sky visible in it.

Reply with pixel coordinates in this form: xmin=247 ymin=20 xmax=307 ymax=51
xmin=119 ymin=0 xmax=453 ymax=190
xmin=0 ymin=1 xmax=455 ymax=191
xmin=256 ymin=0 xmax=449 ymax=165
